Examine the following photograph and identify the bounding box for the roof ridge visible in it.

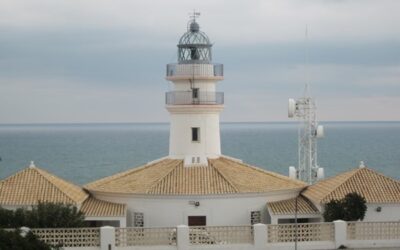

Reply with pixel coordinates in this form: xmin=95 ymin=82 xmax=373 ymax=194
xmin=306 ymin=168 xmax=361 ymax=204
xmin=34 ymin=167 xmax=88 ymax=204
xmin=0 ymin=167 xmax=30 ymax=183
xmin=220 ymin=156 xmax=306 ymax=186
xmin=300 ymin=194 xmax=318 ymax=212
xmin=333 ymin=167 xmax=400 ymax=200
xmin=85 ymin=158 xmax=171 ymax=189
xmin=361 ymin=167 xmax=400 ymax=183
xmin=146 ymin=159 xmax=183 ymax=193
xmin=323 ymin=168 xmax=363 ymax=199
xmin=209 ymin=158 xmax=240 ymax=193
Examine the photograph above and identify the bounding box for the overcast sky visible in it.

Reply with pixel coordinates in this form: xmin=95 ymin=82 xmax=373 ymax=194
xmin=0 ymin=0 xmax=399 ymax=123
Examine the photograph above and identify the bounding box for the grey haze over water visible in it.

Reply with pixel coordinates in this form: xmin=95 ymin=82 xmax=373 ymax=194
xmin=0 ymin=122 xmax=399 ymax=185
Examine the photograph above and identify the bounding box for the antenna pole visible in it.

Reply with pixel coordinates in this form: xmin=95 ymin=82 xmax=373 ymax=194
xmin=305 ymin=25 xmax=309 ymax=87
xmin=288 ymin=26 xmax=324 ymax=184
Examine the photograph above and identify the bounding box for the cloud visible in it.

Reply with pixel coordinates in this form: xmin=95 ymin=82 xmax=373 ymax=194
xmin=0 ymin=0 xmax=399 ymax=123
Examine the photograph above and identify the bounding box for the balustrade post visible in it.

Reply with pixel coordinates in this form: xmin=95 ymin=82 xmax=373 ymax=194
xmin=177 ymin=225 xmax=189 ymax=250
xmin=253 ymin=223 xmax=267 ymax=250
xmin=334 ymin=220 xmax=347 ymax=248
xmin=100 ymin=226 xmax=115 ymax=250
xmin=19 ymin=227 xmax=30 ymax=237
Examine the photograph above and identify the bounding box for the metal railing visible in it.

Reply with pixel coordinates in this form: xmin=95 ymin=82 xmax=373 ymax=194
xmin=166 ymin=91 xmax=224 ymax=105
xmin=166 ymin=63 xmax=223 ymax=77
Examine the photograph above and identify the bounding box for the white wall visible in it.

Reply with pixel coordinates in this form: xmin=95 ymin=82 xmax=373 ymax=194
xmin=364 ymin=203 xmax=400 ymax=221
xmin=168 ymin=111 xmax=222 ymax=159
xmin=93 ymin=191 xmax=300 ymax=227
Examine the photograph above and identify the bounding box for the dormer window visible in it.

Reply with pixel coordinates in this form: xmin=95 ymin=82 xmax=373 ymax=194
xmin=192 ymin=127 xmax=200 ymax=142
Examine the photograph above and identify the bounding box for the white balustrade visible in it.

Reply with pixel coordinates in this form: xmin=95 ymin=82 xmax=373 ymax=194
xmin=347 ymin=221 xmax=400 ymax=240
xmin=267 ymin=223 xmax=334 ymax=243
xmin=30 ymin=228 xmax=100 ymax=247
xmin=115 ymin=227 xmax=176 ymax=246
xmin=21 ymin=221 xmax=400 ymax=249
xmin=189 ymin=226 xmax=253 ymax=245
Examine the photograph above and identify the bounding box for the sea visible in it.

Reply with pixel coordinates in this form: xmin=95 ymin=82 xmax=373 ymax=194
xmin=0 ymin=122 xmax=399 ymax=185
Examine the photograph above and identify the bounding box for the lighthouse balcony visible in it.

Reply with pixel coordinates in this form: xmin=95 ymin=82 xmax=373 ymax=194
xmin=166 ymin=91 xmax=224 ymax=105
xmin=166 ymin=63 xmax=223 ymax=80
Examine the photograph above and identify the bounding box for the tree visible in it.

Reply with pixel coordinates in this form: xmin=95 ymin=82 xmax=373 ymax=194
xmin=323 ymin=199 xmax=345 ymax=222
xmin=343 ymin=192 xmax=367 ymax=221
xmin=0 ymin=202 xmax=85 ymax=228
xmin=323 ymin=192 xmax=367 ymax=222
xmin=0 ymin=229 xmax=53 ymax=250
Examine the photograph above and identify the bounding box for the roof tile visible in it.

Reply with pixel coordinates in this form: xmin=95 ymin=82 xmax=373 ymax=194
xmin=80 ymin=197 xmax=126 ymax=217
xmin=267 ymin=196 xmax=319 ymax=215
xmin=303 ymin=167 xmax=400 ymax=204
xmin=85 ymin=156 xmax=306 ymax=195
xmin=0 ymin=166 xmax=88 ymax=206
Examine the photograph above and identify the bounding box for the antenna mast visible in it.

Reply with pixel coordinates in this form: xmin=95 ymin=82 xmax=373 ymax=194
xmin=288 ymin=26 xmax=324 ymax=185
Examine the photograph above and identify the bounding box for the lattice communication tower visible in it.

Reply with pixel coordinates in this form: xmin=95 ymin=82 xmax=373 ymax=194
xmin=288 ymin=86 xmax=324 ymax=184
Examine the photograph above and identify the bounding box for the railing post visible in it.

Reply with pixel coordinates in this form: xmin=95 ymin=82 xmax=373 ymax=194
xmin=100 ymin=226 xmax=115 ymax=250
xmin=334 ymin=220 xmax=347 ymax=248
xmin=253 ymin=223 xmax=267 ymax=250
xmin=177 ymin=225 xmax=189 ymax=250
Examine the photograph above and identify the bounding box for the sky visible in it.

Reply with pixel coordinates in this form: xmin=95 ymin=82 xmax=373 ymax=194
xmin=0 ymin=0 xmax=399 ymax=123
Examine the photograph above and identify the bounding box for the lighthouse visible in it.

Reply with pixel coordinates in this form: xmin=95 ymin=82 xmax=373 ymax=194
xmin=166 ymin=15 xmax=224 ymax=166
xmin=84 ymin=15 xmax=306 ymax=228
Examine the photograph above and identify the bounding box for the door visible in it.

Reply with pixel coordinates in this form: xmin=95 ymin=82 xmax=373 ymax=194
xmin=188 ymin=216 xmax=206 ymax=226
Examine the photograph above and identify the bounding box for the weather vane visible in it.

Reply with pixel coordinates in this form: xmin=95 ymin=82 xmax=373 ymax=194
xmin=189 ymin=10 xmax=200 ymax=22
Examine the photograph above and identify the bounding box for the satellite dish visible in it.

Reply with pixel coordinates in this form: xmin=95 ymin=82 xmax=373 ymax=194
xmin=317 ymin=167 xmax=324 ymax=180
xmin=288 ymin=99 xmax=296 ymax=118
xmin=316 ymin=125 xmax=324 ymax=138
xmin=289 ymin=166 xmax=297 ymax=180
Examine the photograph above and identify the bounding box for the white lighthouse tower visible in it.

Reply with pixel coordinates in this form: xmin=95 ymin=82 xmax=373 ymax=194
xmin=166 ymin=14 xmax=224 ymax=166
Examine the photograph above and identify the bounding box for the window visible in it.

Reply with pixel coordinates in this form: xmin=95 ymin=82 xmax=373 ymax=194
xmin=192 ymin=88 xmax=199 ymax=99
xmin=188 ymin=216 xmax=206 ymax=226
xmin=191 ymin=127 xmax=200 ymax=142
xmin=250 ymin=211 xmax=261 ymax=225
xmin=133 ymin=212 xmax=144 ymax=227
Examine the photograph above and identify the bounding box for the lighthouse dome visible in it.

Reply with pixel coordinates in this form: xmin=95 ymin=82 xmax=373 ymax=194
xmin=177 ymin=20 xmax=212 ymax=64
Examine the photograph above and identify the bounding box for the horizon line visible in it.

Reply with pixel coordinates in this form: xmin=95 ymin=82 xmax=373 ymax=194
xmin=1 ymin=120 xmax=400 ymax=126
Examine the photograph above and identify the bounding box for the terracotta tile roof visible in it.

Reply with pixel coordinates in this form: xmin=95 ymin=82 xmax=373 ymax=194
xmin=302 ymin=167 xmax=400 ymax=204
xmin=210 ymin=157 xmax=306 ymax=193
xmin=0 ymin=165 xmax=88 ymax=206
xmin=267 ymin=196 xmax=319 ymax=215
xmin=80 ymin=197 xmax=126 ymax=217
xmin=84 ymin=158 xmax=182 ymax=194
xmin=148 ymin=161 xmax=237 ymax=195
xmin=85 ymin=157 xmax=306 ymax=195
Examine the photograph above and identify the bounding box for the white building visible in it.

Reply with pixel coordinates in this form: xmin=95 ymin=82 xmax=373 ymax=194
xmin=83 ymin=18 xmax=307 ymax=227
xmin=0 ymin=161 xmax=127 ymax=227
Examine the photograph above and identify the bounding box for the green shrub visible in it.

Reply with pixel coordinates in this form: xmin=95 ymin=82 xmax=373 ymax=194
xmin=0 ymin=202 xmax=85 ymax=228
xmin=323 ymin=192 xmax=367 ymax=222
xmin=0 ymin=229 xmax=52 ymax=250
